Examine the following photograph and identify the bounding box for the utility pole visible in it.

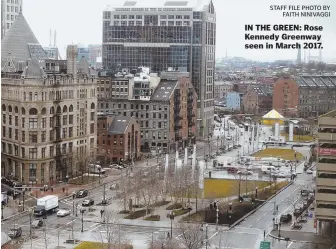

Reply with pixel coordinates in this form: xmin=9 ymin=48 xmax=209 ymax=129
xmin=44 ymin=216 xmax=48 ymax=249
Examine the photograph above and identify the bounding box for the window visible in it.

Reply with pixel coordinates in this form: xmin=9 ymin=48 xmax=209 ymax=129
xmin=22 ymin=131 xmax=25 ymax=142
xmin=29 ymin=118 xmax=37 ymax=129
xmin=153 ymin=122 xmax=156 ymax=128
xmin=90 ymin=124 xmax=94 ymax=134
xmin=129 ymin=15 xmax=134 ymax=19
xmin=22 ymin=117 xmax=25 ymax=128
xmin=49 ymin=130 xmax=54 ymax=141
xmin=2 ymin=114 xmax=6 ymax=124
xmin=90 ymin=112 xmax=94 ymax=121
xmin=42 ymin=148 xmax=46 ymax=158
xmin=8 ymin=128 xmax=12 ymax=139
xmin=63 ymin=115 xmax=67 ymax=125
xmin=9 ymin=115 xmax=12 ymax=125
xmin=49 ymin=146 xmax=54 ymax=157
xmin=15 ymin=116 xmax=18 ymax=126
xmin=41 ymin=163 xmax=45 ymax=182
xmin=41 ymin=118 xmax=46 ymax=128
xmin=14 ymin=129 xmax=18 ymax=140
xmin=168 ymin=15 xmax=174 ymax=19
xmin=136 ymin=15 xmax=142 ymax=19
xmin=69 ymin=115 xmax=73 ymax=124
xmin=21 ymin=148 xmax=25 ymax=158
xmin=14 ymin=145 xmax=18 ymax=156
xmin=29 ymin=164 xmax=37 ymax=181
xmin=69 ymin=127 xmax=73 ymax=137
xmin=29 ymin=148 xmax=38 ymax=159
xmin=2 ymin=126 xmax=5 ymax=137
xmin=41 ymin=131 xmax=46 ymax=142
xmin=29 ymin=131 xmax=38 ymax=143
xmin=63 ymin=128 xmax=67 ymax=138
xmin=49 ymin=117 xmax=53 ymax=127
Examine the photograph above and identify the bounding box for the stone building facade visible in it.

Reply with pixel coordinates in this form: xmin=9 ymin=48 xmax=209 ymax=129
xmin=1 ymin=14 xmax=97 ymax=185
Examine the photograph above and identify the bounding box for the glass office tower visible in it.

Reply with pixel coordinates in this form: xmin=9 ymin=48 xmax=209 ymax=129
xmin=102 ymin=0 xmax=216 ymax=137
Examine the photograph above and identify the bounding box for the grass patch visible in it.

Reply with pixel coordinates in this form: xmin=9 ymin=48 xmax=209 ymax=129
xmin=75 ymin=241 xmax=133 ymax=249
xmin=133 ymin=204 xmax=145 ymax=208
xmin=118 ymin=210 xmax=130 ymax=214
xmin=124 ymin=209 xmax=152 ymax=219
xmin=166 ymin=203 xmax=182 ymax=210
xmin=68 ymin=175 xmax=100 ymax=185
xmin=153 ymin=200 xmax=170 ymax=207
xmin=144 ymin=215 xmax=160 ymax=221
xmin=253 ymin=148 xmax=304 ymax=161
xmin=204 ymin=179 xmax=270 ymax=199
xmin=173 ymin=209 xmax=190 ymax=216
xmin=281 ymin=133 xmax=314 ymax=142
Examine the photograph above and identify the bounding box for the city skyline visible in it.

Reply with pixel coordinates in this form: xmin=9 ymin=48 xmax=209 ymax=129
xmin=20 ymin=0 xmax=336 ymax=62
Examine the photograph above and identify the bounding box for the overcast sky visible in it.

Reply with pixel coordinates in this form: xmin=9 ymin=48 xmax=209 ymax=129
xmin=22 ymin=0 xmax=336 ymax=62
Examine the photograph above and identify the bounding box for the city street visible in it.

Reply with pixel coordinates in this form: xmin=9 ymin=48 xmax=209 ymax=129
xmin=2 ymin=118 xmax=317 ymax=249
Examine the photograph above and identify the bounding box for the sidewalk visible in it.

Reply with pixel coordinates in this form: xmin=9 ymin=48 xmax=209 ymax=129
xmin=270 ymin=230 xmax=333 ymax=245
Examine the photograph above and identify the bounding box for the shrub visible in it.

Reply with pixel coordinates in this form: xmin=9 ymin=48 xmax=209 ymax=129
xmin=153 ymin=200 xmax=170 ymax=207
xmin=166 ymin=203 xmax=182 ymax=210
xmin=144 ymin=215 xmax=160 ymax=221
xmin=124 ymin=209 xmax=152 ymax=219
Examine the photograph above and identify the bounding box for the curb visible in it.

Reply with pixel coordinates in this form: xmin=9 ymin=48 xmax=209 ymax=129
xmin=268 ymin=232 xmax=333 ymax=245
xmin=229 ymin=181 xmax=294 ymax=229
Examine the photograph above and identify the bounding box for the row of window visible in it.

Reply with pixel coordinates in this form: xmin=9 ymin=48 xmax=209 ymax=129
xmin=113 ymin=14 xmax=191 ymax=20
xmin=2 ymin=142 xmax=73 ymax=159
xmin=140 ymin=131 xmax=168 ymax=140
xmin=1 ymin=104 xmax=95 ymax=115
xmin=113 ymin=20 xmax=191 ymax=27
xmin=6 ymin=5 xmax=18 ymax=13
xmin=2 ymin=115 xmax=75 ymax=128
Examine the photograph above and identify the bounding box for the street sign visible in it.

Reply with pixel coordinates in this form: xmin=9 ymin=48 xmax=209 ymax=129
xmin=260 ymin=241 xmax=271 ymax=249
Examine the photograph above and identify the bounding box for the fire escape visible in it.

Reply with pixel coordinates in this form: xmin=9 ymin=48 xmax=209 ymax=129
xmin=174 ymin=90 xmax=182 ymax=149
xmin=187 ymin=90 xmax=196 ymax=145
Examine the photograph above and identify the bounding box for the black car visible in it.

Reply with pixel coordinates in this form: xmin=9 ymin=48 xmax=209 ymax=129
xmin=280 ymin=214 xmax=292 ymax=223
xmin=82 ymin=198 xmax=94 ymax=206
xmin=76 ymin=189 xmax=88 ymax=198
xmin=31 ymin=219 xmax=43 ymax=228
xmin=8 ymin=227 xmax=22 ymax=239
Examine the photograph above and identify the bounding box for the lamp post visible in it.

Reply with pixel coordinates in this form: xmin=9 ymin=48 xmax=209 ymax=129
xmin=80 ymin=209 xmax=85 ymax=232
xmin=102 ymin=183 xmax=106 ymax=205
xmin=205 ymin=223 xmax=209 ymax=249
xmin=72 ymin=193 xmax=76 ymax=215
xmin=169 ymin=211 xmax=175 ymax=239
xmin=1 ymin=201 xmax=4 ymax=220
xmin=98 ymin=168 xmax=101 ymax=184
xmin=216 ymin=201 xmax=219 ymax=230
xmin=255 ymin=187 xmax=258 ymax=199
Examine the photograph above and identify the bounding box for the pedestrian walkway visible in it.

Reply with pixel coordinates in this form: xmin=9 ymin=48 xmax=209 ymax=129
xmin=270 ymin=230 xmax=333 ymax=245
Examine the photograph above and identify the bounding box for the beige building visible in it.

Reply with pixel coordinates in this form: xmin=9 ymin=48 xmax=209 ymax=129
xmin=316 ymin=110 xmax=336 ymax=234
xmin=1 ymin=13 xmax=97 ymax=185
xmin=214 ymin=81 xmax=233 ymax=99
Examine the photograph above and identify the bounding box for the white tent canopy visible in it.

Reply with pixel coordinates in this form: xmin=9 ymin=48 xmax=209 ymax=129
xmin=262 ymin=109 xmax=284 ymax=119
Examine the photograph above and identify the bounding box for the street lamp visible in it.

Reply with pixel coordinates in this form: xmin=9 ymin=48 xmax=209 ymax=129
xmin=1 ymin=201 xmax=4 ymax=220
xmin=215 ymin=201 xmax=219 ymax=230
xmin=80 ymin=209 xmax=85 ymax=232
xmin=205 ymin=223 xmax=209 ymax=249
xmin=255 ymin=187 xmax=258 ymax=198
xmin=169 ymin=211 xmax=175 ymax=239
xmin=98 ymin=168 xmax=101 ymax=184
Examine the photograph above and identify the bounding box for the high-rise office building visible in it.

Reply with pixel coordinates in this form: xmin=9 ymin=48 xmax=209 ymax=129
xmin=102 ymin=0 xmax=216 ymax=137
xmin=316 ymin=110 xmax=336 ymax=233
xmin=1 ymin=0 xmax=23 ymax=39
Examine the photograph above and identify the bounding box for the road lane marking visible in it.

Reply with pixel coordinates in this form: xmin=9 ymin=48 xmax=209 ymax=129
xmin=288 ymin=241 xmax=294 ymax=248
xmin=65 ymin=219 xmax=76 ymax=225
xmin=89 ymin=223 xmax=102 ymax=232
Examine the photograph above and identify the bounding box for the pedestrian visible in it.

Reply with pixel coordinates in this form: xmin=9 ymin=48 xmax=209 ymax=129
xmin=100 ymin=209 xmax=104 ymax=218
xmin=51 ymin=187 xmax=53 ymax=193
xmin=62 ymin=187 xmax=65 ymax=193
xmin=167 ymin=232 xmax=170 ymax=239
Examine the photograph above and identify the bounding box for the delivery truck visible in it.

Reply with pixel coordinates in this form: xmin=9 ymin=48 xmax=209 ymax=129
xmin=34 ymin=195 xmax=58 ymax=216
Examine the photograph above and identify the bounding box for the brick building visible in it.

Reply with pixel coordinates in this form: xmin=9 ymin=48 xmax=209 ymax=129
xmin=97 ymin=115 xmax=140 ymax=165
xmin=97 ymin=70 xmax=197 ymax=153
xmin=273 ymin=76 xmax=336 ymax=118
xmin=243 ymin=86 xmax=273 ymax=115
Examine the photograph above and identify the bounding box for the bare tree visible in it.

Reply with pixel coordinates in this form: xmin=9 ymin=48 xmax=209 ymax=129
xmin=176 ymin=223 xmax=205 ymax=249
xmin=95 ymin=208 xmax=131 ymax=249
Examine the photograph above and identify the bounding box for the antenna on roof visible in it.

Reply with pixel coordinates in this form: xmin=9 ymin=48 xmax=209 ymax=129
xmin=54 ymin=30 xmax=56 ymax=47
xmin=49 ymin=29 xmax=52 ymax=47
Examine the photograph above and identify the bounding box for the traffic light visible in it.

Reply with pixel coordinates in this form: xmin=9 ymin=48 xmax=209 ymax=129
xmin=245 ymin=125 xmax=248 ymax=132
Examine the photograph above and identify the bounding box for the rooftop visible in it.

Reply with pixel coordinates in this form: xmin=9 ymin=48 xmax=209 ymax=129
xmin=214 ymin=81 xmax=233 ymax=86
xmin=293 ymin=75 xmax=336 ymax=88
xmin=151 ymin=80 xmax=178 ymax=101
xmin=108 ymin=116 xmax=133 ymax=134
xmin=107 ymin=0 xmax=213 ymax=11
xmin=320 ymin=109 xmax=336 ymax=118
xmin=252 ymin=85 xmax=273 ymax=96
xmin=1 ymin=13 xmax=48 ymax=71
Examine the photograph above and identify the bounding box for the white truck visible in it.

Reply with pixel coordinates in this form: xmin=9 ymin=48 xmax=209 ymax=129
xmin=34 ymin=195 xmax=58 ymax=216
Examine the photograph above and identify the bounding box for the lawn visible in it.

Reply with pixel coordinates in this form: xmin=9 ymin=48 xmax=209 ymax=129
xmin=75 ymin=241 xmax=133 ymax=249
xmin=144 ymin=215 xmax=160 ymax=221
xmin=204 ymin=179 xmax=270 ymax=199
xmin=281 ymin=133 xmax=314 ymax=142
xmin=124 ymin=209 xmax=152 ymax=219
xmin=173 ymin=209 xmax=190 ymax=216
xmin=253 ymin=148 xmax=304 ymax=161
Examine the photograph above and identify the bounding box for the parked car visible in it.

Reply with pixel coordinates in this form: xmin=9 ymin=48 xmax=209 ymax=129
xmin=57 ymin=208 xmax=71 ymax=217
xmin=237 ymin=170 xmax=252 ymax=175
xmin=306 ymin=169 xmax=313 ymax=174
xmin=75 ymin=189 xmax=88 ymax=198
xmin=110 ymin=164 xmax=122 ymax=169
xmin=280 ymin=214 xmax=292 ymax=223
xmin=8 ymin=227 xmax=22 ymax=239
xmin=82 ymin=198 xmax=94 ymax=207
xmin=31 ymin=219 xmax=43 ymax=228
